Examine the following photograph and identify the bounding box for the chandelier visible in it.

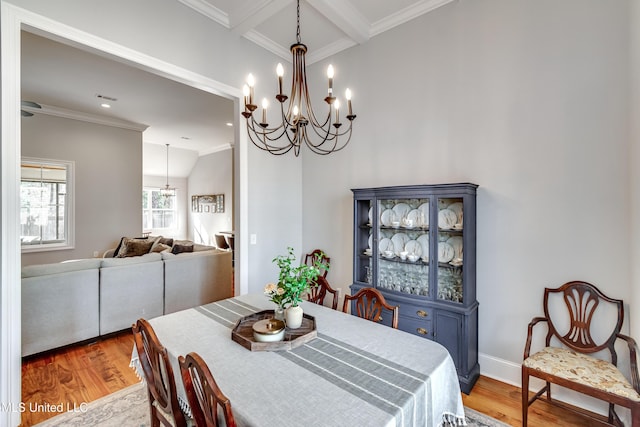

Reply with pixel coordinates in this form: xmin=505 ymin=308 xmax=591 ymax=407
xmin=241 ymin=0 xmax=356 ymax=156
xmin=160 ymin=143 xmax=176 ymax=197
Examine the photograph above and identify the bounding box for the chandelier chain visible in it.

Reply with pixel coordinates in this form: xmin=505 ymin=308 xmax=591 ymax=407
xmin=296 ymin=0 xmax=301 ymax=44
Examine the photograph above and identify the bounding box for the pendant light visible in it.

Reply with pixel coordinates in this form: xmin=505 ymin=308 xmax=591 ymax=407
xmin=160 ymin=143 xmax=175 ymax=197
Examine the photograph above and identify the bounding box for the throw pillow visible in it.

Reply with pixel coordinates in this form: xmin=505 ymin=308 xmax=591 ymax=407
xmin=116 ymin=237 xmax=155 ymax=258
xmin=113 ymin=235 xmax=151 ymax=257
xmin=171 ymin=243 xmax=194 ymax=255
xmin=159 ymin=237 xmax=174 ymax=246
xmin=151 ymin=242 xmax=171 ymax=253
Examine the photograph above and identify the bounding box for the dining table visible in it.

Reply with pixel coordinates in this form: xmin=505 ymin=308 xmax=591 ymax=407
xmin=130 ymin=293 xmax=466 ymax=427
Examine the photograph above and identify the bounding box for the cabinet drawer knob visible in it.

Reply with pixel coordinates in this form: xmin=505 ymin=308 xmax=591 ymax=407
xmin=416 ymin=310 xmax=428 ymax=317
xmin=417 ymin=327 xmax=428 ymax=335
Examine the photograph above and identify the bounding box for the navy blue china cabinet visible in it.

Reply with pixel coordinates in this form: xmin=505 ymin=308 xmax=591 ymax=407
xmin=350 ymin=183 xmax=479 ymax=393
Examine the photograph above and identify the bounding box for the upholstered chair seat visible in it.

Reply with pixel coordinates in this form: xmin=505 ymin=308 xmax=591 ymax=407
xmin=524 ymin=347 xmax=640 ymax=401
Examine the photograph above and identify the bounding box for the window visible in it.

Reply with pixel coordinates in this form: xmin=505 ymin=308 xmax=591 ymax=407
xmin=142 ymin=187 xmax=177 ymax=230
xmin=20 ymin=158 xmax=74 ymax=252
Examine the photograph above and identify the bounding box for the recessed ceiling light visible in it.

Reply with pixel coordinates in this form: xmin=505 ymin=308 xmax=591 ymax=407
xmin=226 ymin=122 xmax=233 ymax=127
xmin=101 ymin=103 xmax=111 ymax=108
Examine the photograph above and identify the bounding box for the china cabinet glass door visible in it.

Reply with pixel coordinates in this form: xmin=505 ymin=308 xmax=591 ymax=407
xmin=376 ymin=198 xmax=430 ymax=297
xmin=435 ymin=197 xmax=465 ymax=303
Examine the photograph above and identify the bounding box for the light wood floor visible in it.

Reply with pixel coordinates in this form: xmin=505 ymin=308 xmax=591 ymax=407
xmin=21 ymin=331 xmax=609 ymax=427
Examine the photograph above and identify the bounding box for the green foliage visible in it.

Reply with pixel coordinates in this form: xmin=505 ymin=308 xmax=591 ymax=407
xmin=272 ymin=247 xmax=329 ymax=307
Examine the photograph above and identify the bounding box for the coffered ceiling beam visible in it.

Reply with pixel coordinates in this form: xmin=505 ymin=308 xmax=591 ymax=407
xmin=229 ymin=0 xmax=293 ymax=36
xmin=306 ymin=0 xmax=370 ymax=45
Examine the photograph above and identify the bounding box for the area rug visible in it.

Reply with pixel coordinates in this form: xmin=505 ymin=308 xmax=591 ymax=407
xmin=35 ymin=382 xmax=510 ymax=427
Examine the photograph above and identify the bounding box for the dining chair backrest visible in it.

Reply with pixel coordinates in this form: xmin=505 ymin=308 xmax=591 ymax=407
xmin=132 ymin=318 xmax=187 ymax=427
xmin=303 ymin=249 xmax=330 ymax=278
xmin=307 ymin=276 xmax=339 ymax=310
xmin=179 ymin=352 xmax=237 ymax=427
xmin=214 ymin=234 xmax=229 ymax=250
xmin=343 ymin=287 xmax=399 ymax=329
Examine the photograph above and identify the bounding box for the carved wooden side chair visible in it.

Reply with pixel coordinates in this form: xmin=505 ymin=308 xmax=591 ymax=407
xmin=522 ymin=281 xmax=640 ymax=426
xmin=132 ymin=318 xmax=189 ymax=427
xmin=303 ymin=249 xmax=330 ymax=278
xmin=343 ymin=287 xmax=399 ymax=329
xmin=179 ymin=352 xmax=237 ymax=427
xmin=307 ymin=276 xmax=339 ymax=310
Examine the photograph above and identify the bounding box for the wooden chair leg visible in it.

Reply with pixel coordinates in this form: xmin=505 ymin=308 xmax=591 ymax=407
xmin=631 ymin=405 xmax=640 ymax=427
xmin=522 ymin=368 xmax=530 ymax=427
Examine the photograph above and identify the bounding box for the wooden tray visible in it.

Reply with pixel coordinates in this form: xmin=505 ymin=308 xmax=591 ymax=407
xmin=231 ymin=310 xmax=317 ymax=351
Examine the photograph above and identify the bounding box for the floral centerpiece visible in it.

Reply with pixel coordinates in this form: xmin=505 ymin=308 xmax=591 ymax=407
xmin=263 ymin=282 xmax=287 ymax=320
xmin=266 ymin=247 xmax=329 ymax=328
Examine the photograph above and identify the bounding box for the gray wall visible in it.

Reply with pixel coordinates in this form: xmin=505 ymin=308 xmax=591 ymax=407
xmin=631 ymin=0 xmax=640 ymax=352
xmin=301 ymin=0 xmax=637 ymax=395
xmin=187 ymin=148 xmax=233 ymax=246
xmin=21 ymin=114 xmax=142 ymax=265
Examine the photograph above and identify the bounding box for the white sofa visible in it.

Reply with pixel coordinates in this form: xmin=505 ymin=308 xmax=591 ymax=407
xmin=21 ymin=248 xmax=232 ymax=356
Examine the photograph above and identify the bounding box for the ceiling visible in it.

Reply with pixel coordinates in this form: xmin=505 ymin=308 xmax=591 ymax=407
xmin=178 ymin=0 xmax=454 ymax=64
xmin=20 ymin=0 xmax=453 ymax=177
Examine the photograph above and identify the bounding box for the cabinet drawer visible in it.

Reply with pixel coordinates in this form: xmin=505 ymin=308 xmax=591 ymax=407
xmin=398 ymin=316 xmax=433 ymax=339
xmin=397 ymin=302 xmax=432 ymax=321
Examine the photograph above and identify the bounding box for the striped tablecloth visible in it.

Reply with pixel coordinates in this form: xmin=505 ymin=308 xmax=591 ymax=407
xmin=131 ymin=293 xmax=465 ymax=427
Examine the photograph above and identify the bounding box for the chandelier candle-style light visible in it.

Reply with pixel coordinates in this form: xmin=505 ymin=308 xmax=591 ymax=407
xmin=242 ymin=0 xmax=356 ymax=156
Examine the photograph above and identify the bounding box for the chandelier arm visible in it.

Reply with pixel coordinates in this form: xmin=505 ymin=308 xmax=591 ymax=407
xmin=246 ymin=128 xmax=297 ymax=155
xmin=305 ymin=128 xmax=353 ymax=155
xmin=246 ymin=118 xmax=297 ymax=150
xmin=304 ymin=122 xmax=353 ymax=151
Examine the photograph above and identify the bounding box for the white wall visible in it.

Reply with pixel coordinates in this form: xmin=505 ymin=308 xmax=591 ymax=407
xmin=187 ymin=148 xmax=233 ymax=245
xmin=21 ymin=113 xmax=142 ymax=265
xmin=302 ymin=0 xmax=634 ymax=395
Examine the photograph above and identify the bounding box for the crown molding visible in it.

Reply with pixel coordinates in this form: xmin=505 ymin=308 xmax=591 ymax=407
xmin=229 ymin=0 xmax=291 ymax=35
xmin=22 ymin=103 xmax=148 ymax=132
xmin=370 ymin=0 xmax=456 ymax=37
xmin=199 ymin=142 xmax=234 ymax=156
xmin=307 ymin=0 xmax=369 ymax=44
xmin=176 ymin=0 xmax=230 ymax=27
xmin=243 ymin=29 xmax=291 ymax=62
xmin=306 ymin=37 xmax=357 ymax=64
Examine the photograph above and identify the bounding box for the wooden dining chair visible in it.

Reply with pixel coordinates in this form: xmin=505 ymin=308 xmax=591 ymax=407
xmin=179 ymin=352 xmax=237 ymax=427
xmin=303 ymin=249 xmax=330 ymax=278
xmin=522 ymin=281 xmax=640 ymax=426
xmin=307 ymin=276 xmax=339 ymax=310
xmin=343 ymin=287 xmax=399 ymax=329
xmin=132 ymin=318 xmax=189 ymax=427
xmin=214 ymin=234 xmax=229 ymax=251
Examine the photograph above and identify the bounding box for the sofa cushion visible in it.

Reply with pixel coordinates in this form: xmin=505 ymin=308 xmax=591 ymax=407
xmin=115 ymin=237 xmax=156 ymax=257
xmin=21 ymin=259 xmax=102 ymax=278
xmin=101 ymin=252 xmax=162 ymax=267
